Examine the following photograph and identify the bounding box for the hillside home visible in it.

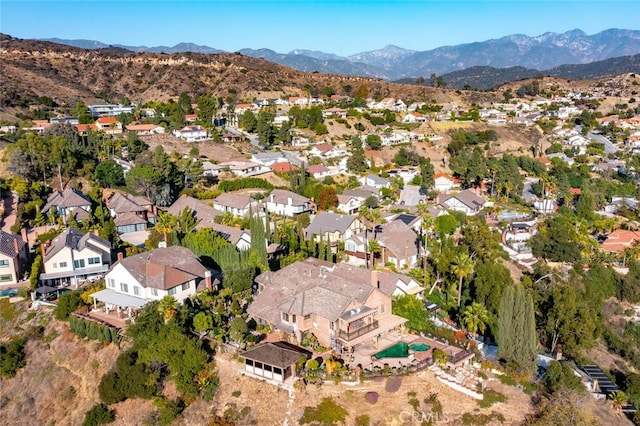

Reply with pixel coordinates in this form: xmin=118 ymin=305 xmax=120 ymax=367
xmin=249 ymin=259 xmax=408 ymax=355
xmin=307 ymin=164 xmax=331 ymax=179
xmin=305 ymin=212 xmax=364 ymax=245
xmin=167 ymin=194 xmax=221 ymax=229
xmin=0 ymin=231 xmax=28 ymax=286
xmin=95 ymin=117 xmax=123 ymax=135
xmin=241 ymin=342 xmax=312 ymax=384
xmin=40 ymin=228 xmax=112 ymax=288
xmin=344 ymin=220 xmax=419 ymax=269
xmin=213 ymin=193 xmax=255 ymax=217
xmin=330 ymin=264 xmax=424 ymax=298
xmin=337 ymin=194 xmax=363 ymax=215
xmin=92 ymin=246 xmax=212 ymax=318
xmin=42 ymin=187 xmax=93 ymax=224
xmin=185 ymin=114 xmax=198 ymax=123
xmin=438 ymin=189 xmax=487 ymax=216
xmin=402 ymin=112 xmax=427 ymax=123
xmin=217 ymin=160 xmax=268 ymax=177
xmin=309 ymin=143 xmax=343 ymax=159
xmin=105 ymin=192 xmax=155 ymax=234
xmin=265 ymin=189 xmax=313 ymax=217
xmin=360 ymin=174 xmax=391 ymax=189
xmin=125 ymin=123 xmax=165 ymax=136
xmin=433 ymin=173 xmax=461 ymax=193
xmin=601 ymin=230 xmax=640 ymax=253
xmin=89 ymin=104 xmax=134 ymax=117
xmin=173 ymin=125 xmax=209 ymax=142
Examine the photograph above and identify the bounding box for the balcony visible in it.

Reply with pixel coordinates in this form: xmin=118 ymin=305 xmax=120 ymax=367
xmin=336 ymin=320 xmax=379 ymax=342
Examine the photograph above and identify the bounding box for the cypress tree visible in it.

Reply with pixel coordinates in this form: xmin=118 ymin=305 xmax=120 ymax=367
xmin=498 ymin=285 xmax=537 ymax=374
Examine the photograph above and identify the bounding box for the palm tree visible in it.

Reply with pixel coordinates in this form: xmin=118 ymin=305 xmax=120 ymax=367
xmin=462 ymin=303 xmax=490 ymax=335
xmin=157 ymin=295 xmax=178 ymax=323
xmin=368 ymin=239 xmax=381 ymax=269
xmin=155 ymin=211 xmax=176 ymax=244
xmin=451 ymin=252 xmax=475 ymax=307
xmin=358 ymin=206 xmax=384 ymax=268
xmin=610 ymin=390 xmax=627 ymax=414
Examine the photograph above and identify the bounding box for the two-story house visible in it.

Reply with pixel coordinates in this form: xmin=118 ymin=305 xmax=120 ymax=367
xmin=336 ymin=194 xmax=363 ymax=215
xmin=213 ymin=193 xmax=255 ymax=217
xmin=344 ymin=221 xmax=419 ymax=269
xmin=105 ymin=191 xmax=155 ymax=234
xmin=305 ymin=212 xmax=363 ymax=246
xmin=92 ymin=246 xmax=212 ymax=319
xmin=248 ymin=259 xmax=407 ymax=355
xmin=360 ymin=174 xmax=391 ymax=189
xmin=39 ymin=228 xmax=112 ymax=288
xmin=42 ymin=187 xmax=93 ymax=223
xmin=265 ymin=189 xmax=313 ymax=217
xmin=0 ymin=231 xmax=28 ymax=286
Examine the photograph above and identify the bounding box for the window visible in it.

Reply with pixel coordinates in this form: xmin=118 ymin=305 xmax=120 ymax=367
xmin=380 ymin=304 xmax=386 ymax=314
xmin=73 ymin=259 xmax=85 ymax=269
xmin=151 ymin=288 xmax=158 ymax=296
xmin=108 ymin=279 xmax=115 ymax=288
xmin=168 ymin=288 xmax=177 ymax=295
xmin=304 ymin=314 xmax=311 ymax=321
xmin=292 ymin=315 xmax=297 ymax=323
xmin=181 ymin=282 xmax=190 ymax=291
xmin=88 ymin=257 xmax=101 ymax=265
xmin=0 ymin=274 xmax=12 ymax=282
xmin=282 ymin=313 xmax=289 ymax=322
xmin=120 ymin=283 xmax=128 ymax=293
xmin=0 ymin=260 xmax=9 ymax=268
xmin=59 ymin=262 xmax=67 ymax=268
xmin=52 ymin=263 xmax=57 ymax=269
xmin=133 ymin=286 xmax=140 ymax=296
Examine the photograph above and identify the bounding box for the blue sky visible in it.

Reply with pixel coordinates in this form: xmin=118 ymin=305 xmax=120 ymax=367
xmin=1 ymin=1 xmax=639 ymax=56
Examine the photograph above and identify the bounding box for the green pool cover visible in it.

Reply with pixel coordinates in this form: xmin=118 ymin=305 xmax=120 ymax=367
xmin=409 ymin=343 xmax=430 ymax=351
xmin=374 ymin=342 xmax=409 ymax=359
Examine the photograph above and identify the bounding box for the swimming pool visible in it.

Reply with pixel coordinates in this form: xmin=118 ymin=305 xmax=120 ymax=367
xmin=374 ymin=342 xmax=431 ymax=359
xmin=0 ymin=288 xmax=18 ymax=297
xmin=497 ymin=211 xmax=529 ymax=221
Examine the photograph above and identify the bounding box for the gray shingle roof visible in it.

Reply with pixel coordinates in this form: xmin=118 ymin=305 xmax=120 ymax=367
xmin=0 ymin=231 xmax=25 ymax=257
xmin=305 ymin=212 xmax=356 ymax=237
xmin=241 ymin=342 xmax=311 ymax=368
xmin=167 ymin=195 xmax=221 ymax=225
xmin=44 ymin=228 xmax=111 ymax=262
xmin=114 ymin=246 xmax=207 ymax=290
xmin=268 ymin=189 xmax=310 ymax=206
xmin=106 ymin=192 xmax=151 ymax=214
xmin=43 ymin=187 xmax=91 ymax=212
xmin=249 ymin=260 xmax=375 ymax=324
xmin=214 ymin=193 xmax=252 ymax=210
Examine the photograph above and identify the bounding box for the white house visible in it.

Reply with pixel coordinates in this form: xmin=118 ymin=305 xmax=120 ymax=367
xmin=402 ymin=112 xmax=427 ymax=123
xmin=214 ymin=193 xmax=255 ymax=217
xmin=0 ymin=231 xmax=28 ymax=286
xmin=40 ymin=228 xmax=112 ymax=288
xmin=307 ymin=164 xmax=331 ymax=179
xmin=433 ymin=173 xmax=461 ymax=193
xmin=173 ymin=125 xmax=210 ymax=142
xmin=217 ymin=160 xmax=268 ymax=177
xmin=92 ymin=246 xmax=212 ymax=318
xmin=266 ymin=189 xmax=313 ymax=217
xmin=337 ymin=194 xmax=363 ymax=215
xmin=360 ymin=174 xmax=391 ymax=189
xmin=438 ymin=189 xmax=487 ymax=216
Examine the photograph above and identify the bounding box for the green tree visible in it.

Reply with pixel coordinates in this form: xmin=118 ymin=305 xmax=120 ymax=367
xmin=300 ymin=397 xmax=348 ymax=425
xmin=392 ymin=295 xmax=432 ymax=332
xmin=95 ymin=159 xmax=125 ymax=188
xmin=451 ymin=252 xmax=474 ymax=307
xmin=157 ymin=295 xmax=178 ymax=323
xmin=543 ymin=361 xmax=586 ymax=395
xmin=83 ymin=403 xmax=115 ymax=426
xmin=420 ymin=159 xmax=435 ymax=191
xmin=365 ymin=134 xmax=382 ymax=150
xmin=435 ymin=214 xmax=457 ymax=236
xmin=462 ymin=302 xmax=489 ymax=335
xmin=239 ymin=110 xmax=257 ymax=132
xmin=193 ymin=312 xmax=214 ymax=337
xmin=155 ymin=211 xmax=176 ymax=245
xmin=498 ymin=284 xmax=537 ymax=374
xmin=346 ymin=136 xmax=367 ymax=173
xmin=0 ymin=338 xmax=26 ymax=378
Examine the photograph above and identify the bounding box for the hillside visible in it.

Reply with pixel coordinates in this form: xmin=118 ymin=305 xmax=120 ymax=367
xmin=0 ymin=35 xmax=501 ymax=108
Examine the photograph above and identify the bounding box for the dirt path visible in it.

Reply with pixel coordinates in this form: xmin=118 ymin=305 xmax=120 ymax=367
xmin=1 ymin=191 xmax=18 ymax=233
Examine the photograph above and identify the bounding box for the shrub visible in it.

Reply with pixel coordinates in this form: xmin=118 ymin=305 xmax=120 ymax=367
xmin=497 ymin=374 xmax=517 ymax=386
xmin=231 ymin=390 xmax=241 ymax=397
xmin=355 ymin=414 xmax=370 ymax=426
xmin=0 ymin=338 xmax=26 ymax=378
xmin=365 ymin=391 xmax=379 ymax=404
xmin=477 ymin=390 xmax=506 ymax=408
xmin=385 ymin=375 xmax=402 ymax=393
xmin=54 ymin=289 xmax=85 ymax=320
xmin=82 ymin=403 xmax=115 ymax=426
xmin=98 ymin=350 xmax=157 ymax=404
xmin=300 ymin=397 xmax=348 ymax=425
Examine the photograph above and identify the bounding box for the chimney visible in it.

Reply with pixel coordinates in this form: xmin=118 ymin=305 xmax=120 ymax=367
xmin=13 ymin=237 xmax=19 ymax=254
xmin=117 ymin=252 xmax=124 ymax=261
xmin=40 ymin=244 xmax=46 ymax=258
xmin=93 ymin=229 xmax=100 ymax=237
xmin=555 ymin=350 xmax=563 ymax=361
xmin=20 ymin=227 xmax=28 ymax=244
xmin=371 ymin=269 xmax=379 ymax=289
xmin=204 ymin=270 xmax=212 ymax=290
xmin=288 ymin=197 xmax=292 ymax=206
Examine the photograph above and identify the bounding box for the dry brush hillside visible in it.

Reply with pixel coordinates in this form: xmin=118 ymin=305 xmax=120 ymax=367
xmin=0 ymin=35 xmax=502 ymax=108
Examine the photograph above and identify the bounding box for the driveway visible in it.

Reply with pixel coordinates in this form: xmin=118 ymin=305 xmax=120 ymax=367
xmin=1 ymin=191 xmax=18 ymax=233
xmin=588 ymin=131 xmax=619 ymax=155
xmin=398 ymin=185 xmax=424 ymax=206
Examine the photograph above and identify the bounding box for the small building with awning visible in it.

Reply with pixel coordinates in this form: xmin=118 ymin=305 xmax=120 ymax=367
xmin=241 ymin=342 xmax=311 ymax=384
xmin=91 ymin=288 xmax=147 ymax=319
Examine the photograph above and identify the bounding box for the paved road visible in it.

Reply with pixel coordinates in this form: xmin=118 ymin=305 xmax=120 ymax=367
xmin=521 ymin=178 xmax=539 ymax=204
xmin=588 ymin=131 xmax=619 ymax=155
xmin=398 ymin=185 xmax=424 ymax=206
xmin=226 ymin=126 xmax=263 ymax=151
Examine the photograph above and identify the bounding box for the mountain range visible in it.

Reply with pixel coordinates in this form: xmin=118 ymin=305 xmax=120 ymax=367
xmin=42 ymin=29 xmax=640 ymax=81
